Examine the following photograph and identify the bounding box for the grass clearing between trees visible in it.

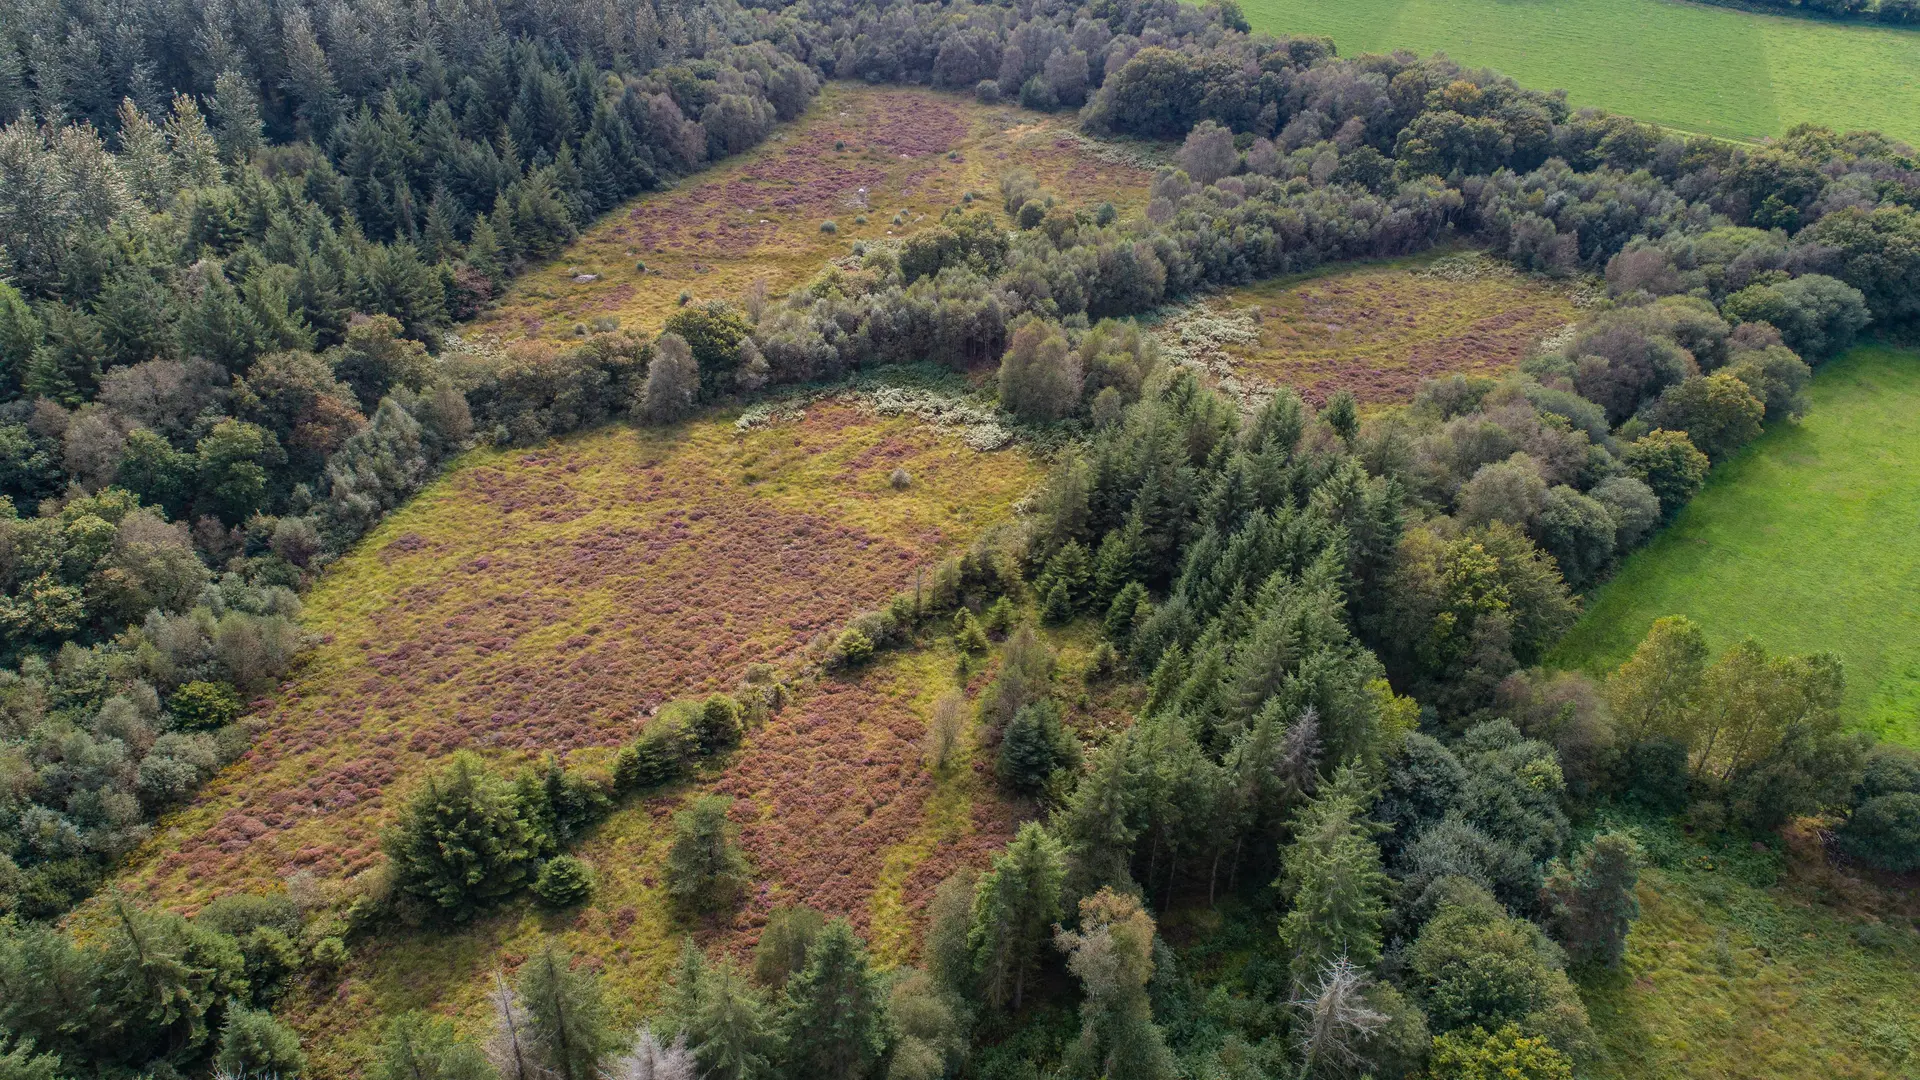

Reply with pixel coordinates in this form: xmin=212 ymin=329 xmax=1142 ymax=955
xmin=100 ymin=400 xmax=1042 ymax=1072
xmin=1584 ymin=819 xmax=1920 ymax=1080
xmin=1550 ymin=346 xmax=1920 ymax=742
xmin=1164 ymin=252 xmax=1583 ymax=407
xmin=467 ymin=82 xmax=1155 ymax=349
xmin=1243 ymin=0 xmax=1920 ymax=143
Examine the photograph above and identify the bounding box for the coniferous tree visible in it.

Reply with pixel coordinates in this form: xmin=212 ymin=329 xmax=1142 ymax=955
xmin=779 ymin=919 xmax=888 ymax=1080
xmin=664 ymin=795 xmax=750 ymax=916
xmin=996 ymin=699 xmax=1075 ymax=796
xmin=969 ymin=821 xmax=1066 ymax=1013
xmin=383 ymin=752 xmax=538 ymax=921
xmin=374 ymin=1011 xmax=493 ymax=1080
xmin=1277 ymin=769 xmax=1390 ymax=995
xmin=519 ymin=942 xmax=618 ymax=1080
xmin=687 ymin=955 xmax=775 ymax=1080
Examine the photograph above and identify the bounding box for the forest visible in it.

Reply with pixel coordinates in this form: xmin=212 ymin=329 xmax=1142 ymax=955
xmin=0 ymin=0 xmax=1918 ymax=1075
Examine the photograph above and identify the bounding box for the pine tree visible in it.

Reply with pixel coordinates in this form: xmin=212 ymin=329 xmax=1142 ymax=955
xmin=779 ymin=919 xmax=888 ymax=1080
xmin=519 ymin=942 xmax=619 ymax=1080
xmin=114 ymin=97 xmax=174 ymax=209
xmin=93 ymin=895 xmax=246 ymax=1061
xmin=969 ymin=821 xmax=1066 ymax=1012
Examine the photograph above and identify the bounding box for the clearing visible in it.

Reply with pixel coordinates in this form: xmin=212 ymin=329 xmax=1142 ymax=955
xmin=1549 ymin=346 xmax=1920 ymax=742
xmin=1162 ymin=252 xmax=1583 ymax=407
xmin=1243 ymin=0 xmax=1920 ymax=143
xmin=468 ymin=82 xmax=1156 ymax=347
xmin=110 ymin=399 xmax=1045 ymax=1072
xmin=1585 ymin=819 xmax=1920 ymax=1080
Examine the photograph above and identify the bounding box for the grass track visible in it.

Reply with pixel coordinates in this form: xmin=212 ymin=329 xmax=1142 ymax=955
xmin=1242 ymin=0 xmax=1920 ymax=143
xmin=1549 ymin=346 xmax=1920 ymax=742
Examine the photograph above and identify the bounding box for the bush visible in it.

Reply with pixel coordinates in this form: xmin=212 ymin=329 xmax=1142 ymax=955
xmin=169 ymin=679 xmax=243 ymax=729
xmin=829 ymin=627 xmax=875 ymax=668
xmin=216 ymin=1003 xmax=308 ymax=1078
xmin=694 ymin=693 xmax=743 ymax=752
xmin=615 ymin=713 xmax=699 ymax=791
xmin=1429 ymin=1023 xmax=1572 ymax=1080
xmin=1840 ymin=792 xmax=1920 ymax=872
xmin=533 ymin=855 xmax=597 ymax=908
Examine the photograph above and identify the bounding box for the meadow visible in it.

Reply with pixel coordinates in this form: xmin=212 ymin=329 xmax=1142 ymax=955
xmin=1550 ymin=346 xmax=1920 ymax=741
xmin=1242 ymin=0 xmax=1920 ymax=143
xmin=466 ymin=82 xmax=1156 ymax=349
xmin=106 ymin=399 xmax=1042 ymax=1071
xmin=1163 ymin=252 xmax=1582 ymax=407
xmin=1584 ymin=819 xmax=1920 ymax=1080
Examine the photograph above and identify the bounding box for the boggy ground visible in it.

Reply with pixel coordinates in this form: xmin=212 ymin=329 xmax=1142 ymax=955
xmin=469 ymin=82 xmax=1156 ymax=348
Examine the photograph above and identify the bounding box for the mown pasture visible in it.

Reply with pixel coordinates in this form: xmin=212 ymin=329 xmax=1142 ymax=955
xmin=1243 ymin=0 xmax=1920 ymax=143
xmin=1551 ymin=346 xmax=1920 ymax=743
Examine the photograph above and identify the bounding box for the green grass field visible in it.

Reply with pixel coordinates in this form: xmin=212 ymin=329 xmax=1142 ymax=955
xmin=1242 ymin=0 xmax=1920 ymax=143
xmin=1550 ymin=346 xmax=1920 ymax=742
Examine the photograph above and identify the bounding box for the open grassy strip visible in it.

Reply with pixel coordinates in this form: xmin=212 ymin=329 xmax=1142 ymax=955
xmin=1585 ymin=826 xmax=1920 ymax=1080
xmin=112 ymin=401 xmax=1040 ymax=911
xmin=1242 ymin=0 xmax=1920 ymax=143
xmin=467 ymin=82 xmax=1155 ymax=349
xmin=1167 ymin=251 xmax=1583 ymax=407
xmin=1550 ymin=346 xmax=1920 ymax=741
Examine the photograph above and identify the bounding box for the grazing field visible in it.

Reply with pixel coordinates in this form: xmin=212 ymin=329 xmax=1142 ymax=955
xmin=1243 ymin=0 xmax=1920 ymax=143
xmin=469 ymin=82 xmax=1155 ymax=347
xmin=1550 ymin=346 xmax=1920 ymax=741
xmin=1585 ymin=822 xmax=1920 ymax=1080
xmin=1165 ymin=253 xmax=1582 ymax=406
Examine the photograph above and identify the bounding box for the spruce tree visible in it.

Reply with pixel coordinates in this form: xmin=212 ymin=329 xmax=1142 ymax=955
xmin=383 ymin=751 xmax=537 ymax=920
xmin=996 ymin=699 xmax=1074 ymax=796
xmin=968 ymin=821 xmax=1066 ymax=1012
xmin=664 ymin=795 xmax=751 ymax=916
xmin=688 ymin=955 xmax=775 ymax=1080
xmin=375 ymin=1011 xmax=492 ymax=1080
xmin=518 ymin=943 xmax=618 ymax=1080
xmin=779 ymin=919 xmax=887 ymax=1080
xmin=1276 ymin=769 xmax=1390 ymax=994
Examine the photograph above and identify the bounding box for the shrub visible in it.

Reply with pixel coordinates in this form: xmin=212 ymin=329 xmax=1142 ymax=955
xmin=889 ymin=467 xmax=912 ymax=490
xmin=310 ymin=935 xmax=349 ymax=972
xmin=615 ymin=713 xmax=698 ymax=791
xmin=820 ymin=220 xmax=838 ymax=234
xmin=533 ymin=855 xmax=597 ymax=908
xmin=829 ymin=627 xmax=875 ymax=668
xmin=1429 ymin=1023 xmax=1572 ymax=1080
xmin=169 ymin=679 xmax=243 ymax=729
xmin=216 ymin=1003 xmax=308 ymax=1078
xmin=1840 ymin=792 xmax=1920 ymax=872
